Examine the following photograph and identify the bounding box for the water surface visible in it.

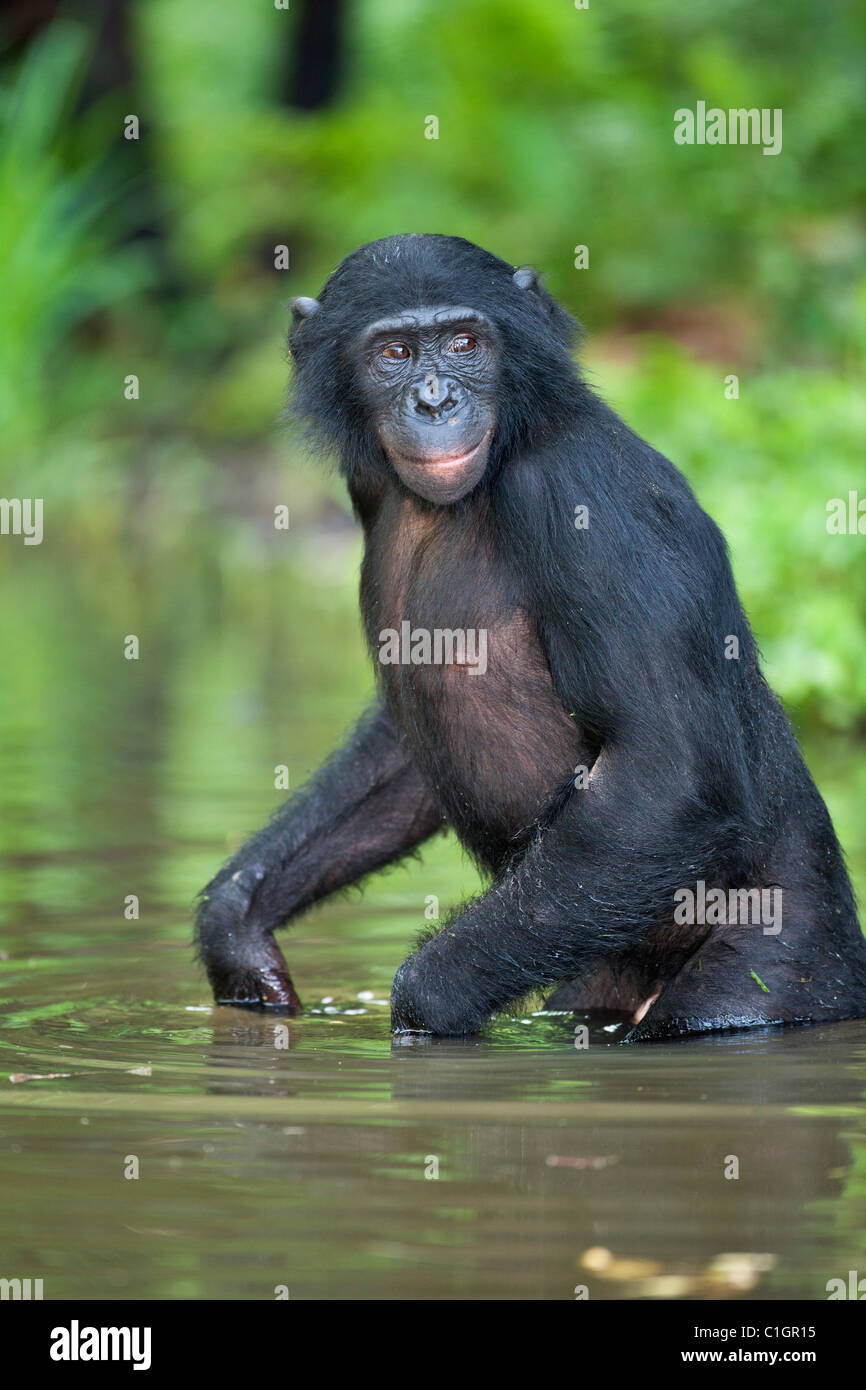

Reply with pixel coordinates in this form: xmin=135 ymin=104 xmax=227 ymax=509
xmin=1 ymin=544 xmax=864 ymax=1300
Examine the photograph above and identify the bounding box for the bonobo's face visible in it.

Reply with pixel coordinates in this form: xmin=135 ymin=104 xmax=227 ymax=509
xmin=358 ymin=305 xmax=498 ymax=505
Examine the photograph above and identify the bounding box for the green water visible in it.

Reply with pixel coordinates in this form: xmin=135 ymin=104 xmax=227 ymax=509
xmin=1 ymin=542 xmax=865 ymax=1301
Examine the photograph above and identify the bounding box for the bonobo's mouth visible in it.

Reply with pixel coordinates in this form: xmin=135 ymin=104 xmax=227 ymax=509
xmin=398 ymin=429 xmax=492 ymax=471
xmin=387 ymin=427 xmax=493 ymax=504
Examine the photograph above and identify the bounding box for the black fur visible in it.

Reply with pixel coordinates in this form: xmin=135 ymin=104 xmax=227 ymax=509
xmin=196 ymin=233 xmax=866 ymax=1040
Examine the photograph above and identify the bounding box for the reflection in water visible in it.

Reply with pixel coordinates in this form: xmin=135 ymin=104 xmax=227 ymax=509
xmin=1 ymin=550 xmax=865 ymax=1299
xmin=185 ymin=1012 xmax=866 ymax=1300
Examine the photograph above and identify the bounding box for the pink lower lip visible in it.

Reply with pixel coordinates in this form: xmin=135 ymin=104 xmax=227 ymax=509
xmin=405 ymin=432 xmax=490 ymax=468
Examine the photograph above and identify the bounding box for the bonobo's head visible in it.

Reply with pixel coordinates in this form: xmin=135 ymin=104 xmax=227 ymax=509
xmin=288 ymin=234 xmax=579 ymax=506
xmin=349 ymin=302 xmax=497 ymax=505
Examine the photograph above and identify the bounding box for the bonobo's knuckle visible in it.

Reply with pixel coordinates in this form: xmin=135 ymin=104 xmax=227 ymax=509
xmin=199 ymin=861 xmax=266 ymax=930
xmin=225 ymin=861 xmax=266 ymax=902
xmin=197 ymin=884 xmax=244 ymax=938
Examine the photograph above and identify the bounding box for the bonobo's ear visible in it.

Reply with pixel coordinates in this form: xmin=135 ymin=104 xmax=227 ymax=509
xmin=512 ymin=266 xmax=539 ymax=291
xmin=290 ymin=296 xmax=320 ymax=322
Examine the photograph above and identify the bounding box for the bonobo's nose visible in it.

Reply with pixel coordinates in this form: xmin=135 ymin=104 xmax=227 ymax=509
xmin=412 ymin=373 xmax=457 ymax=416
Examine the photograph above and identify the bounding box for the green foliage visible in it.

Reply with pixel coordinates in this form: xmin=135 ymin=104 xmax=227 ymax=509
xmin=0 ymin=0 xmax=863 ymax=773
xmin=133 ymin=0 xmax=866 ymax=350
xmin=594 ymin=341 xmax=866 ymax=730
xmin=0 ymin=23 xmax=152 ymax=452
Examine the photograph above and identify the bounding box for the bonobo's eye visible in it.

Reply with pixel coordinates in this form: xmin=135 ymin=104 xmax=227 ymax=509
xmin=379 ymin=342 xmax=411 ymax=363
xmin=448 ymin=333 xmax=477 ymax=354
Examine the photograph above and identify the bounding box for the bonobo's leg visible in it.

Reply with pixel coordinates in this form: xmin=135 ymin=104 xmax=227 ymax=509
xmin=197 ymin=699 xmax=441 ymax=1010
xmin=391 ymin=741 xmax=729 ymax=1035
xmin=621 ymin=932 xmax=786 ymax=1042
xmin=624 ymin=892 xmax=866 ymax=1042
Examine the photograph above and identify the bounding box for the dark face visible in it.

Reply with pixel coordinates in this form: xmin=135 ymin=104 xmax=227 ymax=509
xmin=358 ymin=305 xmax=498 ymax=505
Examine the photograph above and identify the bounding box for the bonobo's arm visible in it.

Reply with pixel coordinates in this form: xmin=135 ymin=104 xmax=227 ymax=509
xmin=197 ymin=699 xmax=442 ymax=1009
xmin=391 ymin=735 xmax=734 ymax=1034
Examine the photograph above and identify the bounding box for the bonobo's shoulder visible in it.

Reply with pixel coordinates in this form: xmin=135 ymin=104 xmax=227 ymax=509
xmin=492 ymin=400 xmax=728 ymax=593
xmin=598 ymin=400 xmax=708 ymax=518
xmin=498 ymin=401 xmax=698 ymax=509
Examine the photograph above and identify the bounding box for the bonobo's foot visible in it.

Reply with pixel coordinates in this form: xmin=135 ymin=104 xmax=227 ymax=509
xmin=390 ymin=954 xmax=491 ymax=1036
xmin=195 ymin=866 xmax=302 ymax=1014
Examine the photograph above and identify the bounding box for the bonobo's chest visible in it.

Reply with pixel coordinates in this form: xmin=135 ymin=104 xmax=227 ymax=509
xmin=359 ymin=489 xmax=586 ymax=866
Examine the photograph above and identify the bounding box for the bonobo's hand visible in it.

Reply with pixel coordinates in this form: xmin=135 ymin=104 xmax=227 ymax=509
xmin=390 ymin=950 xmax=493 ymax=1036
xmin=196 ymin=864 xmax=302 ymax=1013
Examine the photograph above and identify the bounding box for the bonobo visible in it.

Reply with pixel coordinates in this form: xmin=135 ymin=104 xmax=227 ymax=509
xmin=196 ymin=233 xmax=866 ymax=1040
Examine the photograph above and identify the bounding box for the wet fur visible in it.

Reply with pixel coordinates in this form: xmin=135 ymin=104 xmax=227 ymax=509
xmin=196 ymin=234 xmax=866 ymax=1040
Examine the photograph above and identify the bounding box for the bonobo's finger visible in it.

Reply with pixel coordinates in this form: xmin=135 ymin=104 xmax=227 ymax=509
xmin=247 ymin=934 xmax=303 ymax=1013
xmin=213 ymin=950 xmax=303 ymax=1015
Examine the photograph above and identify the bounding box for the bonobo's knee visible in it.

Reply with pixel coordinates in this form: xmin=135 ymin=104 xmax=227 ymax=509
xmin=390 ymin=954 xmax=487 ymax=1037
